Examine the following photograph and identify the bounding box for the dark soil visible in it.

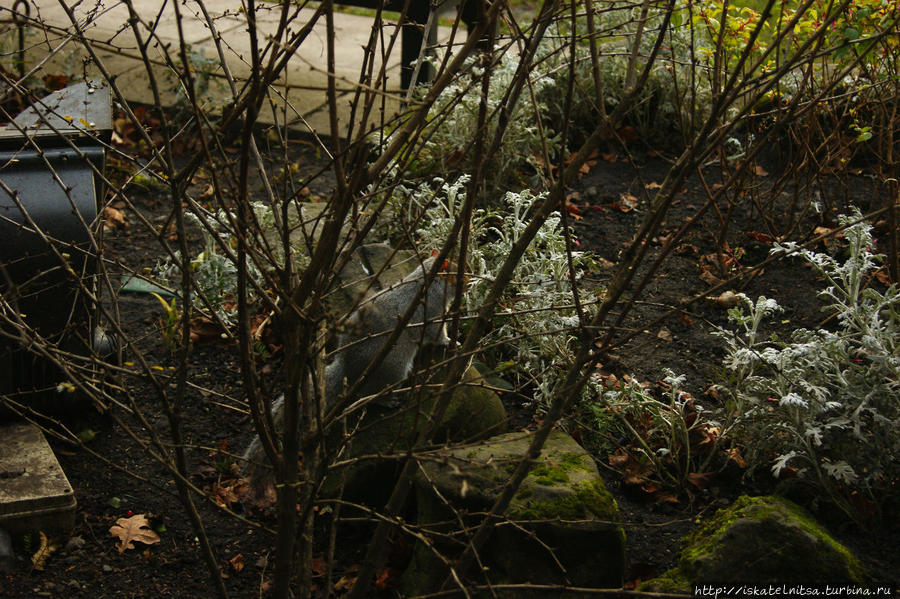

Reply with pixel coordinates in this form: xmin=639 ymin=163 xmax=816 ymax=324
xmin=2 ymin=131 xmax=898 ymax=598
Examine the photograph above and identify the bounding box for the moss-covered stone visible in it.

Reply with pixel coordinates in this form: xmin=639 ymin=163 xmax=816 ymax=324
xmin=637 ymin=567 xmax=691 ymax=594
xmin=402 ymin=430 xmax=625 ymax=597
xmin=641 ymin=495 xmax=867 ymax=591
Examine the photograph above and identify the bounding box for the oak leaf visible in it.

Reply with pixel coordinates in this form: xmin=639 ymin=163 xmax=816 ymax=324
xmin=109 ymin=514 xmax=161 ymax=553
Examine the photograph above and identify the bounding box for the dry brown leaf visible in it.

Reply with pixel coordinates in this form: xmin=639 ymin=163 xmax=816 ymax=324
xmin=686 ymin=472 xmax=714 ymax=489
xmin=228 ymin=553 xmax=245 ymax=573
xmin=699 ymin=269 xmax=724 ymax=287
xmin=375 ymin=567 xmax=400 ymax=590
xmin=595 ymin=256 xmax=616 ymax=269
xmin=608 ymin=448 xmax=630 ymax=469
xmin=697 ymin=425 xmax=720 ymax=446
xmin=640 ymin=481 xmax=661 ymax=494
xmin=334 ymin=575 xmax=357 ymax=591
xmin=656 ymin=328 xmax=672 ymax=341
xmin=644 ymin=181 xmax=662 ymax=190
xmin=31 ymin=531 xmax=58 ymax=571
xmin=753 ymin=165 xmax=769 ymax=176
xmin=212 ymin=482 xmax=241 ymax=509
xmin=874 ymin=270 xmax=892 ymax=286
xmin=813 ymin=226 xmax=841 ymax=248
xmin=190 ymin=317 xmax=225 ymax=343
xmin=611 ymin=193 xmax=638 ymax=212
xmin=43 ymin=73 xmax=69 ymax=91
xmin=109 ymin=514 xmax=161 ymax=553
xmin=103 ymin=206 xmax=127 ymax=230
xmin=656 ymin=491 xmax=680 ymax=504
xmin=616 ymin=125 xmax=639 ymax=142
xmin=565 ymin=198 xmax=583 ymax=219
xmin=726 ymin=448 xmax=748 ymax=468
xmin=311 ymin=556 xmax=327 ymax=576
xmin=746 ymin=231 xmax=774 ymax=244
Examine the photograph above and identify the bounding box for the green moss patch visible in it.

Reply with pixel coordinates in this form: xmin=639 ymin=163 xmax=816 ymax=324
xmin=642 ymin=495 xmax=868 ymax=589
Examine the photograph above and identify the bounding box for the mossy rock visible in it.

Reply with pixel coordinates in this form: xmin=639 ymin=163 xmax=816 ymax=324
xmin=322 ymin=365 xmax=507 ymax=503
xmin=640 ymin=495 xmax=867 ymax=593
xmin=402 ymin=430 xmax=625 ymax=597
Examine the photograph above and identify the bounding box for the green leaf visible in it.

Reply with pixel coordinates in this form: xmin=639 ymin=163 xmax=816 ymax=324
xmin=843 ymin=27 xmax=859 ymax=40
xmin=855 ymin=131 xmax=873 ymax=143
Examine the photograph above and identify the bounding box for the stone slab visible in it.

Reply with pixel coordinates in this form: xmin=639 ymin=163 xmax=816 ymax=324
xmin=0 ymin=421 xmax=76 ymax=535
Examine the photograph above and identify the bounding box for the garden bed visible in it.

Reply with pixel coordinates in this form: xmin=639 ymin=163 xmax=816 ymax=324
xmin=2 ymin=127 xmax=897 ymax=597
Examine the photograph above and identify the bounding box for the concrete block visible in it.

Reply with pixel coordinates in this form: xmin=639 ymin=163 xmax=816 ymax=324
xmin=0 ymin=422 xmax=76 ymax=536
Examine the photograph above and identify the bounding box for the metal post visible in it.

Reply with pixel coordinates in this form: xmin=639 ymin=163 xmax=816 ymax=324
xmin=12 ymin=0 xmax=30 ymax=79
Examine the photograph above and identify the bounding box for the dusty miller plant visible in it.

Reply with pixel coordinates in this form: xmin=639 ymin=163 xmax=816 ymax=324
xmin=394 ymin=176 xmax=597 ymax=407
xmin=715 ymin=212 xmax=899 ymax=519
xmin=407 ymin=44 xmax=558 ymax=189
xmin=591 ymin=370 xmax=720 ymax=490
xmin=154 ymin=207 xmax=266 ymax=326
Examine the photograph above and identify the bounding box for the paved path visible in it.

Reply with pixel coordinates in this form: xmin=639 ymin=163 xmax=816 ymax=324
xmin=8 ymin=0 xmax=449 ymax=136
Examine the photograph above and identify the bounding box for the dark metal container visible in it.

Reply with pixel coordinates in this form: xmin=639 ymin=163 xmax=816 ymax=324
xmin=0 ymin=82 xmax=112 ymax=415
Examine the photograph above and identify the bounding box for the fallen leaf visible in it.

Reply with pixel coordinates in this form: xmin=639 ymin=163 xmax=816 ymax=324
xmin=608 ymin=448 xmax=630 ymax=469
xmin=752 ymin=165 xmax=769 ymax=176
xmin=109 ymin=514 xmax=161 ymax=553
xmin=334 ymin=575 xmax=357 ymax=591
xmin=746 ymin=231 xmax=774 ymax=243
xmin=595 ymin=256 xmax=616 ymax=269
xmin=311 ymin=556 xmax=327 ymax=577
xmin=565 ymin=197 xmax=583 ymax=219
xmin=686 ymin=472 xmax=714 ymax=490
xmin=611 ymin=193 xmax=639 ymax=213
xmin=656 ymin=491 xmax=680 ymax=504
xmin=699 ymin=268 xmax=724 ymax=287
xmin=674 ymin=243 xmax=699 ymax=256
xmin=656 ymin=328 xmax=672 ymax=341
xmin=726 ymin=448 xmax=748 ymax=468
xmin=375 ymin=567 xmax=400 ymax=590
xmin=228 ymin=554 xmax=245 ymax=573
xmin=696 ymin=425 xmax=720 ymax=446
xmin=190 ymin=317 xmax=225 ymax=343
xmin=31 ymin=531 xmax=58 ymax=571
xmin=616 ymin=125 xmax=639 ymax=142
xmin=43 ymin=73 xmax=69 ymax=91
xmin=874 ymin=270 xmax=892 ymax=286
xmin=678 ymin=312 xmax=694 ymax=327
xmin=644 ymin=181 xmax=662 ymax=190
xmin=813 ymin=226 xmax=842 ymax=249
xmin=640 ymin=481 xmax=661 ymax=494
xmin=103 ymin=206 xmax=127 ymax=230
xmin=211 ymin=482 xmax=241 ymax=509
